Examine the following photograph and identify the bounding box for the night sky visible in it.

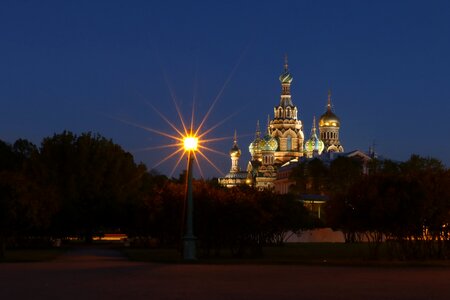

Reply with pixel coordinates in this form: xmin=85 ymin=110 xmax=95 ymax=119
xmin=1 ymin=0 xmax=449 ymax=178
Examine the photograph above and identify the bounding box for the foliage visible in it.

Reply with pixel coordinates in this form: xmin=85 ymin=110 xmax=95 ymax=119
xmin=127 ymin=180 xmax=312 ymax=258
xmin=289 ymin=158 xmax=329 ymax=195
xmin=33 ymin=131 xmax=147 ymax=242
xmin=326 ymin=155 xmax=450 ymax=260
xmin=194 ymin=184 xmax=312 ymax=257
xmin=0 ymin=139 xmax=55 ymax=257
xmin=2 ymin=131 xmax=449 ymax=263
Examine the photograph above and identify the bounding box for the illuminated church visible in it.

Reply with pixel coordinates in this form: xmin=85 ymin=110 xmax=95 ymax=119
xmin=218 ymin=58 xmax=344 ymax=189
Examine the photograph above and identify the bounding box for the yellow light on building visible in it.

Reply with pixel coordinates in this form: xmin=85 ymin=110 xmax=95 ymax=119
xmin=184 ymin=136 xmax=198 ymax=151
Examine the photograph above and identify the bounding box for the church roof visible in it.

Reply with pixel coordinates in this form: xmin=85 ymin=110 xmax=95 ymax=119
xmin=319 ymin=90 xmax=340 ymax=127
xmin=279 ymin=55 xmax=293 ymax=84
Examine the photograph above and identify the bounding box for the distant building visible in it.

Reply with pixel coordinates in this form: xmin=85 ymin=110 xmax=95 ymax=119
xmin=218 ymin=57 xmax=374 ymax=190
xmin=319 ymin=90 xmax=344 ymax=153
xmin=217 ymin=131 xmax=250 ymax=188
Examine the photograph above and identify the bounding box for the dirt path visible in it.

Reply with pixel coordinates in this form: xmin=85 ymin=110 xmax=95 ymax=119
xmin=0 ymin=247 xmax=449 ymax=299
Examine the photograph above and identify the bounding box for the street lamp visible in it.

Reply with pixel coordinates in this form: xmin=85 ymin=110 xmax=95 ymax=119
xmin=183 ymin=134 xmax=198 ymax=260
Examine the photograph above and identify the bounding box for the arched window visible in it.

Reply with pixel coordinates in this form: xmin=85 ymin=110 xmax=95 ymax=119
xmin=287 ymin=136 xmax=292 ymax=151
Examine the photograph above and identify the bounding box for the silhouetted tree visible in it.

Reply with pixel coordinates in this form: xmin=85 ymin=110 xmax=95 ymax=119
xmin=0 ymin=139 xmax=55 ymax=257
xmin=329 ymin=156 xmax=363 ymax=194
xmin=290 ymin=158 xmax=329 ymax=195
xmin=327 ymin=154 xmax=450 ymax=260
xmin=36 ymin=131 xmax=147 ymax=242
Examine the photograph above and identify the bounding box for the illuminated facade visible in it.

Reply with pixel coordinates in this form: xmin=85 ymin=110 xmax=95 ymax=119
xmin=304 ymin=116 xmax=325 ymax=158
xmin=270 ymin=58 xmax=305 ymax=164
xmin=319 ymin=90 xmax=344 ymax=153
xmin=218 ymin=131 xmax=249 ymax=188
xmin=219 ymin=58 xmax=345 ymax=189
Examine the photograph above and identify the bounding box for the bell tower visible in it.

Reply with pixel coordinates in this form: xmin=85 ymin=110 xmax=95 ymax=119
xmin=319 ymin=90 xmax=344 ymax=153
xmin=269 ymin=55 xmax=304 ymax=164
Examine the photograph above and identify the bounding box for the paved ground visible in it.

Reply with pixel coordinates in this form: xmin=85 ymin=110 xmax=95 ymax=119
xmin=1 ymin=247 xmax=449 ymax=300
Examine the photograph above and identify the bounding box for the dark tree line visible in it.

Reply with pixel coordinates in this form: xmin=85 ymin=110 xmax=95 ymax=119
xmin=127 ymin=180 xmax=313 ymax=257
xmin=0 ymin=132 xmax=313 ymax=258
xmin=4 ymin=131 xmax=448 ymax=260
xmin=290 ymin=155 xmax=450 ymax=259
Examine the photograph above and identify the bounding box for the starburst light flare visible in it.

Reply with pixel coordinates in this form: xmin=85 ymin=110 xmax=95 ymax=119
xmin=184 ymin=136 xmax=198 ymax=151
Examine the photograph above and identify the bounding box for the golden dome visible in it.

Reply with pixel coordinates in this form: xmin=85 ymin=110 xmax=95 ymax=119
xmin=319 ymin=90 xmax=340 ymax=127
xmin=319 ymin=110 xmax=340 ymax=127
xmin=230 ymin=143 xmax=241 ymax=157
xmin=230 ymin=130 xmax=241 ymax=157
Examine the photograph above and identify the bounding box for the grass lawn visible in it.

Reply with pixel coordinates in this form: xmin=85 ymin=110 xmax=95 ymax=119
xmin=122 ymin=243 xmax=450 ymax=267
xmin=1 ymin=248 xmax=66 ymax=263
xmin=122 ymin=243 xmax=373 ymax=264
xmin=123 ymin=243 xmax=376 ymax=264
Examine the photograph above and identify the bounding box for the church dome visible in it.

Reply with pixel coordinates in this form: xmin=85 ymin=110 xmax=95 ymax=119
xmin=305 ymin=116 xmax=325 ymax=155
xmin=230 ymin=143 xmax=241 ymax=157
xmin=259 ymin=134 xmax=278 ymax=151
xmin=319 ymin=110 xmax=340 ymax=127
xmin=305 ymin=133 xmax=325 ymax=154
xmin=249 ymin=138 xmax=261 ymax=156
xmin=279 ymin=71 xmax=293 ymax=84
xmin=319 ymin=90 xmax=340 ymax=127
xmin=279 ymin=55 xmax=293 ymax=84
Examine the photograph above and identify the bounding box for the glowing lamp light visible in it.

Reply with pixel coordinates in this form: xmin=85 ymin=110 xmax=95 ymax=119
xmin=184 ymin=136 xmax=198 ymax=151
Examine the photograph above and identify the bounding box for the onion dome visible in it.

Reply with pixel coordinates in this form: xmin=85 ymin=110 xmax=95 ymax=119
xmin=230 ymin=130 xmax=241 ymax=157
xmin=260 ymin=133 xmax=278 ymax=151
xmin=249 ymin=121 xmax=262 ymax=156
xmin=249 ymin=139 xmax=260 ymax=156
xmin=230 ymin=143 xmax=241 ymax=157
xmin=319 ymin=90 xmax=340 ymax=127
xmin=279 ymin=71 xmax=293 ymax=84
xmin=305 ymin=116 xmax=324 ymax=155
xmin=260 ymin=118 xmax=278 ymax=151
xmin=279 ymin=55 xmax=293 ymax=84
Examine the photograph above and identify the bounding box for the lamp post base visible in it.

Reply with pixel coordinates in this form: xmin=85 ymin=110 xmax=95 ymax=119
xmin=183 ymin=235 xmax=197 ymax=261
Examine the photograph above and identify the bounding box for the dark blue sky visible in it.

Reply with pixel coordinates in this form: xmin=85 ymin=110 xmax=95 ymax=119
xmin=1 ymin=0 xmax=449 ymax=178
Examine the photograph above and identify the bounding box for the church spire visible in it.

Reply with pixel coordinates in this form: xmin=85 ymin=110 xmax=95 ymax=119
xmin=279 ymin=55 xmax=293 ymax=106
xmin=311 ymin=115 xmax=317 ymax=135
xmin=319 ymin=89 xmax=344 ymax=153
xmin=305 ymin=115 xmax=324 ymax=158
xmin=267 ymin=114 xmax=271 ymax=135
xmin=327 ymin=89 xmax=332 ymax=111
xmin=229 ymin=129 xmax=241 ymax=173
xmin=284 ymin=53 xmax=289 ymax=72
xmin=255 ymin=120 xmax=261 ymax=139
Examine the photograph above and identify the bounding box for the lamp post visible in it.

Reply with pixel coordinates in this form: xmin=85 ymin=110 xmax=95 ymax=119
xmin=183 ymin=135 xmax=198 ymax=260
